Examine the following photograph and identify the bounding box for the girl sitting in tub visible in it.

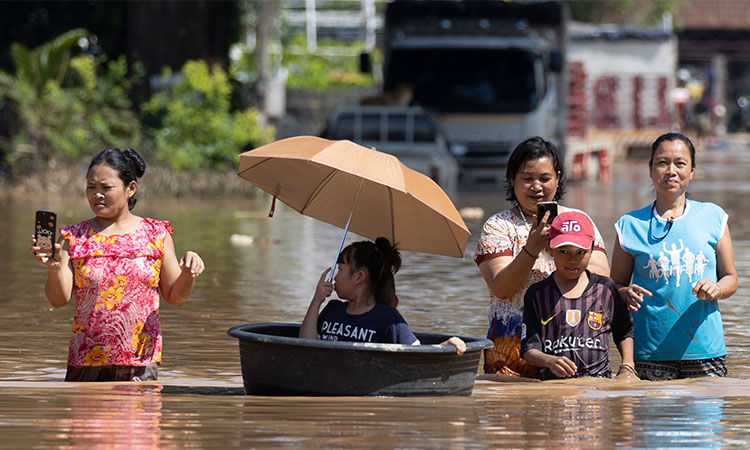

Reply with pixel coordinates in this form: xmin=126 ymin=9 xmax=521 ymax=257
xmin=299 ymin=237 xmax=466 ymax=354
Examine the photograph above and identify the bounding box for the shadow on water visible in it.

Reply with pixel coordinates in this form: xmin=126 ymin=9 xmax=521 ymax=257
xmin=2 ymin=147 xmax=750 ymax=446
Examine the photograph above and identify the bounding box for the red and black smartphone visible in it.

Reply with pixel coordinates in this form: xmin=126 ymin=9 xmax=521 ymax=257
xmin=35 ymin=210 xmax=57 ymax=258
xmin=536 ymin=201 xmax=558 ymax=223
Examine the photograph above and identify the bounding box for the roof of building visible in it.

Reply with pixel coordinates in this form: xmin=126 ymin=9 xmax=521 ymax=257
xmin=674 ymin=0 xmax=750 ymax=30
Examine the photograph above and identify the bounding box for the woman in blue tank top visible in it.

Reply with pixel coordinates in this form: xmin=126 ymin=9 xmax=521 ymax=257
xmin=610 ymin=133 xmax=738 ymax=381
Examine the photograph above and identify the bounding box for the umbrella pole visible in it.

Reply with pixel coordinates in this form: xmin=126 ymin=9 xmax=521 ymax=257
xmin=327 ymin=215 xmax=353 ymax=282
xmin=327 ymin=179 xmax=364 ymax=282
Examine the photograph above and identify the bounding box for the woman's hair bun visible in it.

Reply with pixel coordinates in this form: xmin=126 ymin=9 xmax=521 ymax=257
xmin=123 ymin=148 xmax=146 ymax=178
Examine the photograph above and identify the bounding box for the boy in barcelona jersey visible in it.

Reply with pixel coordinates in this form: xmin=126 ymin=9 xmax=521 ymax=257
xmin=521 ymin=212 xmax=637 ymax=380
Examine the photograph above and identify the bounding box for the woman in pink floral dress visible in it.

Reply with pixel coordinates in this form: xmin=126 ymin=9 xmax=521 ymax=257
xmin=31 ymin=148 xmax=205 ymax=381
xmin=474 ymin=137 xmax=609 ymax=378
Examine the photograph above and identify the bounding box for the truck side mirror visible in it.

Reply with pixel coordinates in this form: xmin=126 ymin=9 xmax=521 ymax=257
xmin=550 ymin=51 xmax=562 ymax=73
xmin=360 ymin=52 xmax=372 ymax=74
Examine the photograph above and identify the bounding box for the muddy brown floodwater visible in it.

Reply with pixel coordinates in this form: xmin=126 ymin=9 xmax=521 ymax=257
xmin=2 ymin=147 xmax=750 ymax=447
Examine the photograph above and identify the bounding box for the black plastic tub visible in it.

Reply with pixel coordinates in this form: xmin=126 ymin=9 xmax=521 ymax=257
xmin=227 ymin=323 xmax=493 ymax=397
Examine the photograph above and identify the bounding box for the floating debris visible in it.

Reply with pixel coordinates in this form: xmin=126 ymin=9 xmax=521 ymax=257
xmin=229 ymin=234 xmax=255 ymax=246
xmin=460 ymin=207 xmax=485 ymax=220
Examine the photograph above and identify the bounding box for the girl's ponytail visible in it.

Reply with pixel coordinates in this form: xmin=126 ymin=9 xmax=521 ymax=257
xmin=373 ymin=237 xmax=401 ymax=306
xmin=338 ymin=237 xmax=401 ymax=307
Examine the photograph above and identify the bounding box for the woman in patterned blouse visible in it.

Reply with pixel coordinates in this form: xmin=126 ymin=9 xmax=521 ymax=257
xmin=31 ymin=147 xmax=205 ymax=382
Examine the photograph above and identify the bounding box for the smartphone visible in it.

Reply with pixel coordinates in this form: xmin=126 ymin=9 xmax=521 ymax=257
xmin=536 ymin=201 xmax=558 ymax=223
xmin=35 ymin=210 xmax=57 ymax=258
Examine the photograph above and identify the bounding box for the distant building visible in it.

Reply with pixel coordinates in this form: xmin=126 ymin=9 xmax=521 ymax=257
xmin=568 ymin=21 xmax=677 ymax=133
xmin=673 ymin=0 xmax=750 ymax=132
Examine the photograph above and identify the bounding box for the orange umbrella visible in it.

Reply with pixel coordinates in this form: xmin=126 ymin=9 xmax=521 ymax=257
xmin=237 ymin=136 xmax=469 ymax=265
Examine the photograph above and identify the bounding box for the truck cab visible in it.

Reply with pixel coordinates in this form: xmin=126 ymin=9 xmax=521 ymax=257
xmin=382 ymin=0 xmax=567 ymax=188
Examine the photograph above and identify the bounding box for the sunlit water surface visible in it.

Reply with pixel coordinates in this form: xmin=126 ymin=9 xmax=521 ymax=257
xmin=2 ymin=148 xmax=750 ymax=448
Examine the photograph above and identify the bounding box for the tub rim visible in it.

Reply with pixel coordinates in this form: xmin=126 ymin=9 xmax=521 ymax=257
xmin=227 ymin=322 xmax=493 ymax=353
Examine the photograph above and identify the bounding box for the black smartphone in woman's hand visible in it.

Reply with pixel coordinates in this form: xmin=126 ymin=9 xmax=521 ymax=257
xmin=35 ymin=210 xmax=57 ymax=258
xmin=536 ymin=201 xmax=558 ymax=223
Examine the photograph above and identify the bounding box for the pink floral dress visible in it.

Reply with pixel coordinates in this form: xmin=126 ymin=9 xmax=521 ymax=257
xmin=60 ymin=218 xmax=172 ymax=368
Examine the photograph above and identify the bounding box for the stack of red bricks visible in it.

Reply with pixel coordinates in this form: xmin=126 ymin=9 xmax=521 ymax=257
xmin=632 ymin=75 xmax=643 ymax=129
xmin=656 ymin=77 xmax=669 ymax=128
xmin=567 ymin=61 xmax=587 ymax=137
xmin=593 ymin=76 xmax=618 ymax=129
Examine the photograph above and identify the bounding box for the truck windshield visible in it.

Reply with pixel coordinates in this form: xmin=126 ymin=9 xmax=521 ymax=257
xmin=386 ymin=48 xmax=540 ymax=114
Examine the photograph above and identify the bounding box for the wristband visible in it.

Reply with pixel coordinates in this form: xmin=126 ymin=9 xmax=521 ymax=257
xmin=521 ymin=246 xmax=538 ymax=259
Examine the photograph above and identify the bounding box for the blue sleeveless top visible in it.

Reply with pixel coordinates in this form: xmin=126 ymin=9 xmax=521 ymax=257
xmin=615 ymin=199 xmax=727 ymax=361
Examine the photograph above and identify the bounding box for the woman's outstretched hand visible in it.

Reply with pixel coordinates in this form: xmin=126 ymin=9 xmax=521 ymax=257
xmin=619 ymin=284 xmax=652 ymax=312
xmin=692 ymin=278 xmax=722 ymax=300
xmin=179 ymin=251 xmax=205 ymax=278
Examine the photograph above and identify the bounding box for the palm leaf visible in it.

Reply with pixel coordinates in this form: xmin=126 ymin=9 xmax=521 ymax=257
xmin=0 ymin=70 xmax=18 ymax=100
xmin=37 ymin=28 xmax=88 ymax=85
xmin=9 ymin=28 xmax=89 ymax=94
xmin=9 ymin=43 xmax=32 ymax=80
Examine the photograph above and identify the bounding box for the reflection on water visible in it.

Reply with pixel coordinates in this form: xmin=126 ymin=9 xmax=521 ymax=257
xmin=2 ymin=148 xmax=750 ymax=446
xmin=477 ymin=378 xmax=745 ymax=448
xmin=2 ymin=380 xmax=749 ymax=447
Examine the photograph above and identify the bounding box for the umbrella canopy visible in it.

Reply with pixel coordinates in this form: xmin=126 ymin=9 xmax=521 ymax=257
xmin=237 ymin=136 xmax=470 ymax=258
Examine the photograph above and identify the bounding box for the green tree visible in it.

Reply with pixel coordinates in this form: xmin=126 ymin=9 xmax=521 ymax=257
xmin=142 ymin=60 xmax=275 ymax=171
xmin=0 ymin=30 xmax=143 ymax=168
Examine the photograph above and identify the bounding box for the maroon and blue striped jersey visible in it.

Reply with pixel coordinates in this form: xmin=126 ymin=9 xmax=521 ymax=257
xmin=521 ymin=271 xmax=634 ymax=380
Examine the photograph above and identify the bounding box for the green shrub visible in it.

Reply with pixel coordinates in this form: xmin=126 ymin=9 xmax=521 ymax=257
xmin=0 ymin=29 xmax=143 ymax=166
xmin=142 ymin=60 xmax=275 ymax=171
xmin=229 ymin=34 xmax=379 ymax=91
xmin=283 ymin=35 xmax=378 ymax=90
xmin=29 ymin=55 xmax=143 ymax=160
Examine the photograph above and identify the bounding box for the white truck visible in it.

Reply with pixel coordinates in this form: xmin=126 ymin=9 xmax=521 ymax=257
xmin=379 ymin=0 xmax=568 ymax=188
xmin=325 ymin=105 xmax=459 ymax=196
